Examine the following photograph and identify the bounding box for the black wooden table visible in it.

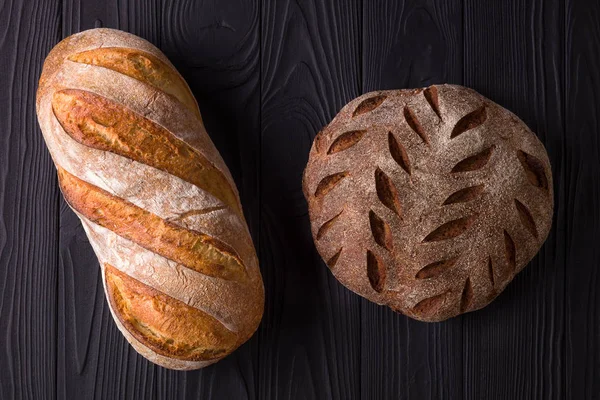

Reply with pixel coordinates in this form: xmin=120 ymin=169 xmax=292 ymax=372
xmin=0 ymin=0 xmax=597 ymax=399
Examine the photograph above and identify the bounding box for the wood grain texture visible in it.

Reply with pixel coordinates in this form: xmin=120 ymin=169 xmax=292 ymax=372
xmin=1 ymin=0 xmax=599 ymax=398
xmin=564 ymin=0 xmax=600 ymax=398
xmin=0 ymin=1 xmax=61 ymax=398
xmin=462 ymin=1 xmax=566 ymax=399
xmin=56 ymin=0 xmax=261 ymax=399
xmin=361 ymin=2 xmax=464 ymax=399
xmin=260 ymin=1 xmax=362 ymax=399
xmin=160 ymin=0 xmax=262 ymax=396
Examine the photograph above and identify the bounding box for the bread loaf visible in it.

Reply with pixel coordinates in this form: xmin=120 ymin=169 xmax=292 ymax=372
xmin=303 ymin=85 xmax=553 ymax=322
xmin=36 ymin=28 xmax=264 ymax=369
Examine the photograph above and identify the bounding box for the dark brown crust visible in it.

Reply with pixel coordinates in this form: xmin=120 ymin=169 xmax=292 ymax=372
xmin=58 ymin=166 xmax=245 ymax=281
xmin=450 ymin=105 xmax=487 ymax=139
xmin=303 ymin=84 xmax=554 ymax=322
xmin=105 ymin=264 xmax=238 ymax=361
xmin=352 ymin=95 xmax=387 ymax=117
xmin=443 ymin=185 xmax=485 ymax=205
xmin=52 ymin=89 xmax=241 ymax=217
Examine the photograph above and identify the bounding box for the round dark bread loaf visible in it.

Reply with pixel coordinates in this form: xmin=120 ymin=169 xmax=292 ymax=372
xmin=302 ymin=84 xmax=553 ymax=322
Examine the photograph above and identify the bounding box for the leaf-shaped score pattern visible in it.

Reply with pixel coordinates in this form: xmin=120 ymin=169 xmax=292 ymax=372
xmin=388 ymin=132 xmax=411 ymax=175
xmin=412 ymin=277 xmax=472 ymax=318
xmin=443 ymin=184 xmax=485 ymax=205
xmin=422 ymin=215 xmax=478 ymax=242
xmin=403 ymin=106 xmax=429 ymax=144
xmin=327 ymin=248 xmax=343 ymax=269
xmin=517 ymin=150 xmax=549 ymax=190
xmin=374 ymin=168 xmax=402 ymax=216
xmin=460 ymin=278 xmax=473 ymax=312
xmin=412 ymin=291 xmax=448 ymax=315
xmin=367 ymin=250 xmax=386 ymax=292
xmin=503 ymin=230 xmax=516 ymax=273
xmin=314 ymin=171 xmax=348 ymax=199
xmin=353 ymin=95 xmax=387 ymax=117
xmin=316 ymin=209 xmax=344 ymax=240
xmin=488 ymin=256 xmax=495 ymax=287
xmin=451 ymin=146 xmax=495 ymax=173
xmin=416 ymin=257 xmax=459 ymax=279
xmin=328 ymin=130 xmax=367 ymax=154
xmin=424 ymin=86 xmax=441 ymax=119
xmin=514 ymin=199 xmax=538 ymax=238
xmin=450 ymin=105 xmax=487 ymax=138
xmin=369 ymin=210 xmax=393 ymax=251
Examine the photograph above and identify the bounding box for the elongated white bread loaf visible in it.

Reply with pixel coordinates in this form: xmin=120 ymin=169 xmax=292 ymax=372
xmin=36 ymin=28 xmax=264 ymax=370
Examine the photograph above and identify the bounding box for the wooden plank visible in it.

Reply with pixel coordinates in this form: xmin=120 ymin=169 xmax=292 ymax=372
xmin=462 ymin=1 xmax=566 ymax=399
xmin=564 ymin=0 xmax=600 ymax=398
xmin=361 ymin=1 xmax=464 ymax=399
xmin=2 ymin=0 xmax=594 ymax=397
xmin=0 ymin=0 xmax=62 ymax=398
xmin=56 ymin=4 xmax=159 ymax=399
xmin=159 ymin=1 xmax=262 ymax=398
xmin=259 ymin=0 xmax=362 ymax=398
xmin=56 ymin=1 xmax=261 ymax=398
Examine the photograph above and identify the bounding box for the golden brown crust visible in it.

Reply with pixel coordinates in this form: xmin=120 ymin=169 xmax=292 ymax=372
xmin=303 ymin=84 xmax=554 ymax=322
xmin=68 ymin=47 xmax=200 ymax=119
xmin=57 ymin=166 xmax=245 ymax=281
xmin=105 ymin=264 xmax=238 ymax=361
xmin=36 ymin=29 xmax=264 ymax=370
xmin=52 ymin=89 xmax=241 ymax=217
